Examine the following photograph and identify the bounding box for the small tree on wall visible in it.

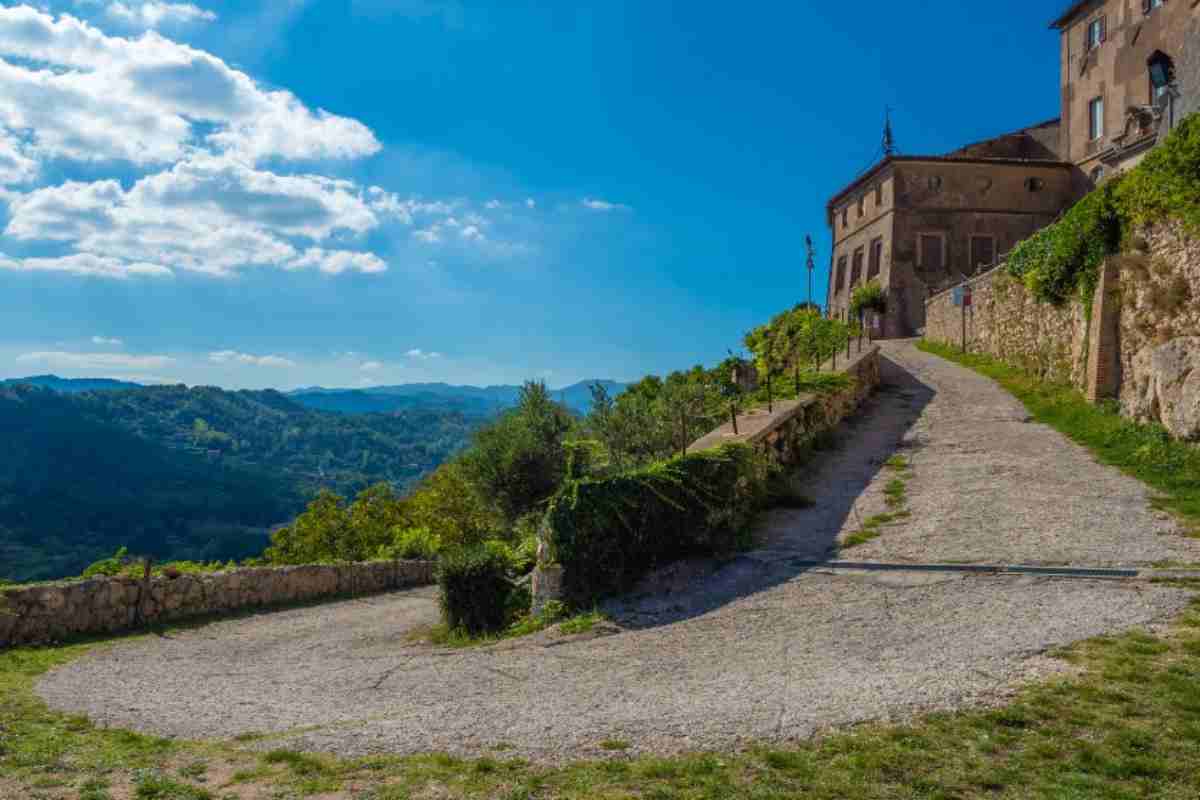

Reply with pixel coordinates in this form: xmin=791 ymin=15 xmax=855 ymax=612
xmin=850 ymin=281 xmax=888 ymax=334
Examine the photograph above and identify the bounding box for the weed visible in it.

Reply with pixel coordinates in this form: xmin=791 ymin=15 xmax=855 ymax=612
xmin=599 ymin=739 xmax=631 ymax=751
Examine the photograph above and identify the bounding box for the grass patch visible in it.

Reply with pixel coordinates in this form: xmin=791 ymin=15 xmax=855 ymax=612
xmin=919 ymin=339 xmax=1200 ymax=535
xmin=843 ymin=454 xmax=913 ymax=548
xmin=7 ymin=593 xmax=1200 ymax=798
xmin=411 ymin=604 xmax=609 ymax=648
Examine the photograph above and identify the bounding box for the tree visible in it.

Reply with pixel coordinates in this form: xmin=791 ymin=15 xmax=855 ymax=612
xmin=458 ymin=381 xmax=574 ymax=521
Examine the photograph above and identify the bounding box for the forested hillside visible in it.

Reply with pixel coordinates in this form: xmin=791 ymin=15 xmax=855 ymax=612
xmin=0 ymin=383 xmax=482 ymax=582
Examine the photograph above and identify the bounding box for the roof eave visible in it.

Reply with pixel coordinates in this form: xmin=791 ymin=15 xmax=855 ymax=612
xmin=1049 ymin=1 xmax=1092 ymax=29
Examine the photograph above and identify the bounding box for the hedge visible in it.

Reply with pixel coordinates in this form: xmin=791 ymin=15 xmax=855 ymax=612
xmin=437 ymin=544 xmax=513 ymax=634
xmin=1006 ymin=112 xmax=1200 ymax=308
xmin=543 ymin=443 xmax=772 ymax=603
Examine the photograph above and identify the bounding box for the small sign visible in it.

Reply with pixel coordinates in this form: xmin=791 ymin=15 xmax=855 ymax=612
xmin=951 ymin=286 xmax=964 ymax=307
xmin=963 ymin=287 xmax=973 ymax=308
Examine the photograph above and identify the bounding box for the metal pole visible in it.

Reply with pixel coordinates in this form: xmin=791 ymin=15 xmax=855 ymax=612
xmin=767 ymin=368 xmax=773 ymax=413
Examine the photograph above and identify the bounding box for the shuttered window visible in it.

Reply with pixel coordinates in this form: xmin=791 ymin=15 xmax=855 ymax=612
xmin=1089 ymin=96 xmax=1105 ymax=140
xmin=868 ymin=237 xmax=883 ymax=279
xmin=919 ymin=234 xmax=944 ymax=272
xmin=835 ymin=256 xmax=847 ymax=292
xmin=851 ymin=247 xmax=864 ymax=286
xmin=970 ymin=236 xmax=995 ymax=270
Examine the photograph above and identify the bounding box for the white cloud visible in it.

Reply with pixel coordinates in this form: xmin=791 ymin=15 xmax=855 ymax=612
xmin=582 ymin=198 xmax=630 ymax=212
xmin=0 ymin=251 xmax=173 ymax=279
xmin=91 ymin=335 xmax=124 ymax=346
xmin=525 ymin=198 xmax=536 ymax=208
xmin=4 ymin=156 xmax=387 ymax=276
xmin=17 ymin=350 xmax=174 ymax=370
xmin=288 ymin=248 xmax=387 ymax=275
xmin=359 ymin=360 xmax=383 ymax=371
xmin=405 ymin=348 xmax=441 ymax=360
xmin=105 ymin=2 xmax=217 ymax=29
xmin=208 ymin=350 xmax=296 ymax=367
xmin=0 ymin=131 xmax=37 ymax=185
xmin=0 ymin=5 xmax=379 ymax=166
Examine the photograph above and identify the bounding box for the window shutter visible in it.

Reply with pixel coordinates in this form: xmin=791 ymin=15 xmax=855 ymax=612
xmin=1143 ymin=0 xmax=1152 ymax=14
xmin=1100 ymin=15 xmax=1107 ymax=42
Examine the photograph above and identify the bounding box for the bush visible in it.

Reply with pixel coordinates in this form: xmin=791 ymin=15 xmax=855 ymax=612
xmin=379 ymin=526 xmax=440 ymax=560
xmin=82 ymin=547 xmax=129 ymax=578
xmin=458 ymin=381 xmax=574 ymax=522
xmin=544 ymin=443 xmax=773 ymax=602
xmin=849 ymin=281 xmax=888 ymax=318
xmin=437 ymin=544 xmax=514 ymax=634
xmin=744 ymin=305 xmax=856 ymax=375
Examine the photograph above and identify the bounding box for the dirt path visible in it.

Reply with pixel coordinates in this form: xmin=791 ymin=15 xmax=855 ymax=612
xmin=36 ymin=341 xmax=1200 ymax=762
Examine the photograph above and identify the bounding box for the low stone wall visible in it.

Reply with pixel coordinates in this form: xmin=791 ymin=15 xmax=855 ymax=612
xmin=689 ymin=344 xmax=881 ymax=463
xmin=924 ymin=220 xmax=1200 ymax=440
xmin=0 ymin=560 xmax=435 ymax=648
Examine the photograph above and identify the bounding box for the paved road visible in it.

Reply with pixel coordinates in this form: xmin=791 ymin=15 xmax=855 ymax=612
xmin=38 ymin=341 xmax=1200 ymax=762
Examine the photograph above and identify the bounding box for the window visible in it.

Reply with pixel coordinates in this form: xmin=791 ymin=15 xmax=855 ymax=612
xmin=1025 ymin=177 xmax=1045 ymax=192
xmin=919 ymin=233 xmax=944 ymax=272
xmin=857 ymin=196 xmax=865 ymax=218
xmin=841 ymin=207 xmax=848 ymax=227
xmin=927 ymin=175 xmax=943 ymax=191
xmin=1091 ymin=165 xmax=1105 ymax=184
xmin=1089 ymin=96 xmax=1105 ymax=141
xmin=1150 ymin=51 xmax=1174 ymax=105
xmin=1086 ymin=16 xmax=1106 ymax=50
xmin=875 ymin=183 xmax=883 ymax=207
xmin=970 ymin=235 xmax=996 ymax=270
xmin=835 ymin=256 xmax=847 ymax=292
xmin=868 ymin=237 xmax=883 ymax=279
xmin=1143 ymin=0 xmax=1164 ymax=14
xmin=851 ymin=247 xmax=864 ymax=286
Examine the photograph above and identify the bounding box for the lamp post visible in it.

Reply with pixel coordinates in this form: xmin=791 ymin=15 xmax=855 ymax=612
xmin=805 ymin=235 xmax=815 ymax=310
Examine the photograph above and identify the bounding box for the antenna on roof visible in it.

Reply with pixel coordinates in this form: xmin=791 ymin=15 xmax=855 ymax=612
xmin=882 ymin=107 xmax=897 ymax=158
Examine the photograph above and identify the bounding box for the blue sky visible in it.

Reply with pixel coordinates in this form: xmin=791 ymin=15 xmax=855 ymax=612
xmin=0 ymin=1 xmax=1064 ymax=390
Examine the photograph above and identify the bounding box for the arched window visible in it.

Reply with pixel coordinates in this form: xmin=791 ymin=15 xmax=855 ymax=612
xmin=1148 ymin=51 xmax=1174 ymax=106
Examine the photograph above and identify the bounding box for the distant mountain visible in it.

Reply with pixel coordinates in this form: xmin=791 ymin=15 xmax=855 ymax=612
xmin=1 ymin=374 xmax=145 ymax=393
xmin=0 ymin=382 xmax=483 ymax=583
xmin=289 ymin=379 xmax=626 ymax=416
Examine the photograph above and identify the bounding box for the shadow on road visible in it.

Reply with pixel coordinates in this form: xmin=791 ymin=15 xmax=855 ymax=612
xmin=605 ymin=351 xmax=936 ymax=629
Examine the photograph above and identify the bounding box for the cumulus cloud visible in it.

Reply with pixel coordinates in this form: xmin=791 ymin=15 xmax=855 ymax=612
xmin=405 ymin=348 xmax=441 ymax=360
xmin=91 ymin=335 xmax=124 ymax=346
xmin=208 ymin=350 xmax=296 ymax=367
xmin=0 ymin=251 xmax=173 ymax=279
xmin=0 ymin=132 xmax=37 ymax=186
xmin=4 ymin=157 xmax=387 ymax=276
xmin=581 ymin=198 xmax=630 ymax=212
xmin=17 ymin=351 xmax=174 ymax=370
xmin=0 ymin=5 xmax=378 ymax=165
xmin=104 ymin=1 xmax=217 ymax=29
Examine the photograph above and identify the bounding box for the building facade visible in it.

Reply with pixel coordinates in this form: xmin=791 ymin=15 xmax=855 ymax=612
xmin=1053 ymin=0 xmax=1199 ymax=184
xmin=825 ymin=125 xmax=1073 ymax=337
xmin=825 ymin=1 xmax=1199 ymax=338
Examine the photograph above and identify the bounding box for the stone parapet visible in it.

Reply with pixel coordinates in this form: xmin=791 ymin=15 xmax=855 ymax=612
xmin=0 ymin=559 xmax=436 ymax=649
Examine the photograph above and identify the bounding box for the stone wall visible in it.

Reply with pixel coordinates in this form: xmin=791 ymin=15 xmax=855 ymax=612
xmin=0 ymin=560 xmax=435 ymax=648
xmin=924 ymin=220 xmax=1200 ymax=440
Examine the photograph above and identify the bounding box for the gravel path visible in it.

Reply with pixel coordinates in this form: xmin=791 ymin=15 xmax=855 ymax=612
xmin=36 ymin=341 xmax=1200 ymax=762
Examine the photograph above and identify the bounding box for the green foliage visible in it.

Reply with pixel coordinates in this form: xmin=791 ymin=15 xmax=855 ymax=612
xmin=379 ymin=527 xmax=441 ymax=560
xmin=403 ymin=461 xmax=504 ymax=551
xmin=1006 ymin=180 xmax=1122 ymax=306
xmin=458 ymin=381 xmax=574 ymax=522
xmin=545 ymin=443 xmax=772 ymax=602
xmin=848 ymin=281 xmax=888 ymax=318
xmin=0 ymin=381 xmax=480 ymax=583
xmin=81 ymin=547 xmax=130 ymax=579
xmin=1115 ymin=112 xmax=1200 ymax=234
xmin=744 ymin=305 xmax=857 ymax=373
xmin=1006 ymin=113 xmax=1200 ymax=307
xmin=265 ymin=483 xmax=408 ymax=565
xmin=437 ymin=544 xmax=514 ymax=634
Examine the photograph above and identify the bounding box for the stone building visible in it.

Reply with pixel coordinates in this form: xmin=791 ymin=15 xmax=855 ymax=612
xmin=825 ymin=1 xmax=1200 ymax=337
xmin=825 ymin=123 xmax=1074 ymax=337
xmin=1052 ymin=0 xmax=1199 ymax=184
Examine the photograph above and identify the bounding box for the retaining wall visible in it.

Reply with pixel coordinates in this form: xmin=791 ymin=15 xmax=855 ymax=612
xmin=0 ymin=560 xmax=435 ymax=648
xmin=924 ymin=220 xmax=1200 ymax=440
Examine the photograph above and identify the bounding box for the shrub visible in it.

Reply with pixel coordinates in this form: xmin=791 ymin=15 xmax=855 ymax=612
xmin=437 ymin=544 xmax=514 ymax=634
xmin=458 ymin=381 xmax=574 ymax=522
xmin=379 ymin=526 xmax=440 ymax=560
xmin=82 ymin=546 xmax=129 ymax=578
xmin=849 ymin=281 xmax=888 ymax=318
xmin=544 ymin=443 xmax=772 ymax=602
xmin=744 ymin=305 xmax=856 ymax=374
